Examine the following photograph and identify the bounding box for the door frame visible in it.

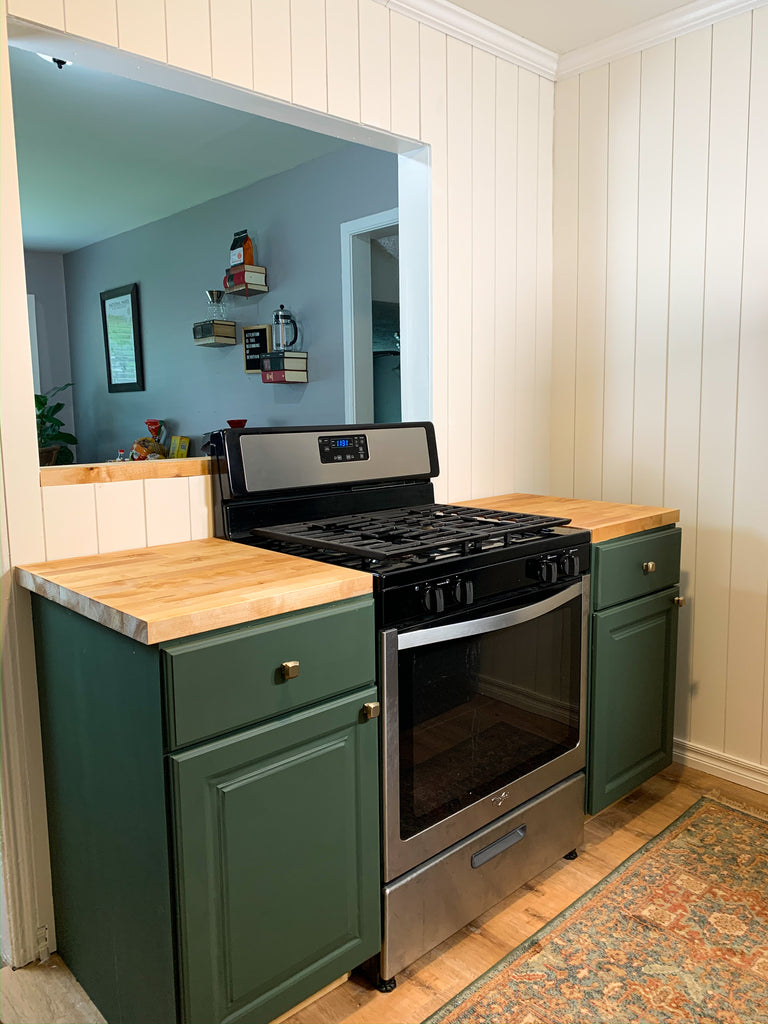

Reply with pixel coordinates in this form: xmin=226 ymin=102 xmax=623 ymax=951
xmin=340 ymin=208 xmax=399 ymax=423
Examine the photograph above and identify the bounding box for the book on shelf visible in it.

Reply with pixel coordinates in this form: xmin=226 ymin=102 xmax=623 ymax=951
xmin=228 ymin=263 xmax=266 ymax=275
xmin=223 ymin=269 xmax=267 ymax=287
xmin=193 ymin=319 xmax=236 ymax=339
xmin=261 ymin=368 xmax=308 ymax=383
xmin=259 ymin=351 xmax=308 ymax=372
xmin=224 ymin=282 xmax=269 ymax=295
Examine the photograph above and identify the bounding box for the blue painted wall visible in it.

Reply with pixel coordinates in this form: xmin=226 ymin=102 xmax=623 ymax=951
xmin=63 ymin=143 xmax=397 ymax=462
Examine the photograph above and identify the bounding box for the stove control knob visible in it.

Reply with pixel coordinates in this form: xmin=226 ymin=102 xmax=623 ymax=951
xmin=453 ymin=580 xmax=475 ymax=606
xmin=423 ymin=585 xmax=445 ymax=614
xmin=539 ymin=559 xmax=558 ymax=584
xmin=559 ymin=553 xmax=580 ymax=577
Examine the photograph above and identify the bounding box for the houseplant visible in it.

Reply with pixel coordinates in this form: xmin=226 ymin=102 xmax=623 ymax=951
xmin=36 ymin=383 xmax=78 ymax=465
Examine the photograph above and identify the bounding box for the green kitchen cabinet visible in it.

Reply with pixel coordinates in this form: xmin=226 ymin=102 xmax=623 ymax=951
xmin=31 ymin=594 xmax=380 ymax=1024
xmin=587 ymin=526 xmax=682 ymax=814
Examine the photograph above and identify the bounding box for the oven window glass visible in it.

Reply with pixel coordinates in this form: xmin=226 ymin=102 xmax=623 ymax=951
xmin=397 ymin=593 xmax=582 ymax=840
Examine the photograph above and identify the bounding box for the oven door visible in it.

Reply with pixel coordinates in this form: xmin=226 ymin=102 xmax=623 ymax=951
xmin=381 ymin=578 xmax=589 ymax=882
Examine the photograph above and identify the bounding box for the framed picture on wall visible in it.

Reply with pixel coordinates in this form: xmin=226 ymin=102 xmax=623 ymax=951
xmin=100 ymin=283 xmax=145 ymax=392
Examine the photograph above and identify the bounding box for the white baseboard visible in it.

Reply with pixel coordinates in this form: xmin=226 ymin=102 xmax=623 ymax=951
xmin=673 ymin=739 xmax=768 ymax=795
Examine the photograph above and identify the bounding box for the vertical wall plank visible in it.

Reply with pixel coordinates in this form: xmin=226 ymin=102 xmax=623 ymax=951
xmin=513 ymin=69 xmax=540 ymax=492
xmin=166 ymin=0 xmax=213 ymax=77
xmin=211 ymin=0 xmax=254 ymax=90
xmin=63 ymin=0 xmax=118 ymax=46
xmin=42 ymin=485 xmax=98 ymax=561
xmin=534 ymin=77 xmax=554 ymax=496
xmin=252 ymin=0 xmax=292 ymax=101
xmin=390 ymin=9 xmax=420 ymax=139
xmin=493 ymin=59 xmax=518 ymax=495
xmin=94 ymin=480 xmax=147 ymax=553
xmin=290 ymin=0 xmax=328 ymax=111
xmin=445 ymin=37 xmax=473 ymax=500
xmin=551 ymin=75 xmax=578 ymax=498
xmin=665 ymin=26 xmax=711 ymax=743
xmin=602 ymin=53 xmax=640 ymax=503
xmin=359 ymin=0 xmax=391 ymax=130
xmin=573 ymin=65 xmax=609 ymax=500
xmin=117 ymin=0 xmax=167 ymax=63
xmin=690 ymin=13 xmax=752 ymax=752
xmin=725 ymin=7 xmax=768 ymax=764
xmin=7 ymin=0 xmax=64 ymax=27
xmin=632 ymin=41 xmax=675 ymax=506
xmin=470 ymin=49 xmax=496 ymax=499
xmin=326 ymin=0 xmax=360 ymax=122
xmin=144 ymin=478 xmax=192 ymax=547
xmin=188 ymin=475 xmax=215 ymax=540
xmin=419 ymin=25 xmax=449 ymax=502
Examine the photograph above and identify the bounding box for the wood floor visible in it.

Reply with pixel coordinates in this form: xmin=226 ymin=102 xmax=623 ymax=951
xmin=2 ymin=764 xmax=766 ymax=1024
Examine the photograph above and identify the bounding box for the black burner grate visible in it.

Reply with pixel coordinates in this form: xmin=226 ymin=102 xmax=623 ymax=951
xmin=251 ymin=504 xmax=571 ymax=563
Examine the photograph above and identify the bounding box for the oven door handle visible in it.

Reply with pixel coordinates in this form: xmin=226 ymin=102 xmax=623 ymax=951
xmin=397 ymin=581 xmax=583 ymax=650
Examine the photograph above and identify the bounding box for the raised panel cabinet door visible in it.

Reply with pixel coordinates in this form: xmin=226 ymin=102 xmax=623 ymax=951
xmin=170 ymin=688 xmax=381 ymax=1024
xmin=588 ymin=587 xmax=679 ymax=814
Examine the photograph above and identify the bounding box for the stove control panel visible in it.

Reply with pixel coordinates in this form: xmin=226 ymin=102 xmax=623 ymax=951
xmin=527 ymin=548 xmax=582 ymax=585
xmin=318 ymin=433 xmax=370 ymax=463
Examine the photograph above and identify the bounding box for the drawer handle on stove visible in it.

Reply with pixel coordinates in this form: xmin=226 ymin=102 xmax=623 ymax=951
xmin=280 ymin=660 xmax=300 ymax=680
xmin=471 ymin=824 xmax=527 ymax=869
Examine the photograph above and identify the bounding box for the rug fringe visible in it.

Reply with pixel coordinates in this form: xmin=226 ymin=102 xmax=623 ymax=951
xmin=704 ymin=789 xmax=768 ymax=822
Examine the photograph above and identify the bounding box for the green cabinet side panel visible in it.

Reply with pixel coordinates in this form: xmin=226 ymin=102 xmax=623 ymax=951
xmin=592 ymin=526 xmax=681 ymax=610
xmin=31 ymin=597 xmax=177 ymax=1024
xmin=171 ymin=687 xmax=381 ymax=1024
xmin=587 ymin=587 xmax=679 ymax=814
xmin=162 ymin=597 xmax=375 ymax=749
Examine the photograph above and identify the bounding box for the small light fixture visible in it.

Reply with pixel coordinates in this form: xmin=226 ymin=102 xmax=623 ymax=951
xmin=36 ymin=53 xmax=72 ymax=70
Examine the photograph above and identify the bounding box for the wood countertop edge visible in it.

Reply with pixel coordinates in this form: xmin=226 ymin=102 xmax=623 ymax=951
xmin=40 ymin=456 xmax=213 ymax=486
xmin=16 ymin=562 xmax=373 ymax=646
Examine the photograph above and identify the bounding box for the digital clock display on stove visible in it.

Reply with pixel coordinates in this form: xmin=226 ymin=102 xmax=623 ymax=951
xmin=318 ymin=434 xmax=369 ymax=463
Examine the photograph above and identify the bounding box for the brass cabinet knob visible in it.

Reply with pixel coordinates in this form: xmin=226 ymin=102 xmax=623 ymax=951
xmin=643 ymin=561 xmax=657 ymax=574
xmin=674 ymin=596 xmax=686 ymax=607
xmin=280 ymin=660 xmax=300 ymax=680
xmin=362 ymin=701 xmax=381 ymax=720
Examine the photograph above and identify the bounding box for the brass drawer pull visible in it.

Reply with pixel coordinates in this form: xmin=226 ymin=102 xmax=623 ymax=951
xmin=674 ymin=596 xmax=686 ymax=607
xmin=362 ymin=701 xmax=380 ymax=720
xmin=280 ymin=660 xmax=300 ymax=680
xmin=642 ymin=561 xmax=656 ymax=574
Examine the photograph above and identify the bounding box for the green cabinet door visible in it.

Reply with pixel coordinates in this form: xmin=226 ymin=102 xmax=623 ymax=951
xmin=170 ymin=687 xmax=381 ymax=1024
xmin=588 ymin=586 xmax=679 ymax=814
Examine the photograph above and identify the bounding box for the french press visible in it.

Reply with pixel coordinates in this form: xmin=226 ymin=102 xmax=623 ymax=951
xmin=272 ymin=304 xmax=299 ymax=350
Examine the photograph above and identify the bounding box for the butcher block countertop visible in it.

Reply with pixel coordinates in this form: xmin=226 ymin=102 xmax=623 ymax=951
xmin=461 ymin=493 xmax=679 ymax=543
xmin=15 ymin=494 xmax=679 ymax=644
xmin=15 ymin=538 xmax=372 ymax=645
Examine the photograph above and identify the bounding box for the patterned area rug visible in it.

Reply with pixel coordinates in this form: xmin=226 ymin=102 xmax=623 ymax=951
xmin=425 ymin=797 xmax=768 ymax=1023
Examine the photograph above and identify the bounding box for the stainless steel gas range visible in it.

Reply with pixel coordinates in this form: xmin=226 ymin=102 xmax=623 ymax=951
xmin=212 ymin=422 xmax=590 ymax=988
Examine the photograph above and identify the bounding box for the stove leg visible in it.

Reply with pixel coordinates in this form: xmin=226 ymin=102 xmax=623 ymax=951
xmin=376 ymin=974 xmax=397 ymax=993
xmin=563 ymin=848 xmax=578 ymax=860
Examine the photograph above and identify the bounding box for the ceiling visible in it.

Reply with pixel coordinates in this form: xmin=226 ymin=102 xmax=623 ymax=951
xmin=9 ymin=45 xmax=349 ymax=253
xmin=447 ymin=0 xmax=699 ymax=53
xmin=11 ymin=0 xmax=703 ymax=252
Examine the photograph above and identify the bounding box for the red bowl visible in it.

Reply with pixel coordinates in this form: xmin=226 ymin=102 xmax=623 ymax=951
xmin=227 ymin=419 xmax=247 ymax=429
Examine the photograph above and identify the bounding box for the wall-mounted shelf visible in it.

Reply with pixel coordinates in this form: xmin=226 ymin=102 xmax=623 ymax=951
xmin=223 ymin=264 xmax=268 ymax=299
xmin=193 ymin=319 xmax=237 ymax=347
xmin=260 ymin=351 xmax=308 ymax=383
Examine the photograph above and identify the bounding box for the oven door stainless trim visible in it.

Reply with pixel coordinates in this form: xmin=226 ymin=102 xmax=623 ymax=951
xmin=381 ymin=576 xmax=589 ymax=883
xmin=398 ymin=582 xmax=584 ymax=650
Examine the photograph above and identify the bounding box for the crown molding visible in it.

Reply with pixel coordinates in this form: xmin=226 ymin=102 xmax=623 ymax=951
xmin=373 ymin=0 xmax=767 ymax=81
xmin=557 ymin=0 xmax=768 ymax=79
xmin=371 ymin=0 xmax=559 ymax=79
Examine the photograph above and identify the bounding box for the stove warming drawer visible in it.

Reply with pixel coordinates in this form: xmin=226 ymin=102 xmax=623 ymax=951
xmin=380 ymin=772 xmax=584 ymax=980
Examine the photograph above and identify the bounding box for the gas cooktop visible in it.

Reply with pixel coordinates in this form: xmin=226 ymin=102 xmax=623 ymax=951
xmin=251 ymin=503 xmax=572 ymax=564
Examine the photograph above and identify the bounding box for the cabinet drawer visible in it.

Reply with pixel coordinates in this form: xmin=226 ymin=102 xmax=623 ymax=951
xmin=162 ymin=596 xmax=374 ymax=748
xmin=592 ymin=526 xmax=681 ymax=610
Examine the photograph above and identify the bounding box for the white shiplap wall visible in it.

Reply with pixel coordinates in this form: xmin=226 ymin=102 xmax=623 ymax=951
xmin=552 ymin=8 xmax=768 ymax=787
